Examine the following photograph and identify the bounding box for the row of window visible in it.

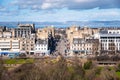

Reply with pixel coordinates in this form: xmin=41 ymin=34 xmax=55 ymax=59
xmin=1 ymin=48 xmax=10 ymax=50
xmin=0 ymin=42 xmax=19 ymax=43
xmin=12 ymin=45 xmax=19 ymax=47
xmin=22 ymin=41 xmax=34 ymax=44
xmin=101 ymin=39 xmax=120 ymax=42
xmin=101 ymin=47 xmax=117 ymax=50
xmin=0 ymin=45 xmax=10 ymax=47
xmin=101 ymin=37 xmax=120 ymax=39
xmin=0 ymin=42 xmax=10 ymax=44
xmin=101 ymin=46 xmax=120 ymax=49
xmin=74 ymin=48 xmax=92 ymax=50
xmin=36 ymin=48 xmax=47 ymax=50
xmin=22 ymin=48 xmax=34 ymax=50
xmin=101 ymin=43 xmax=120 ymax=46
xmin=22 ymin=44 xmax=34 ymax=46
xmin=108 ymin=31 xmax=120 ymax=34
xmin=73 ymin=44 xmax=92 ymax=46
xmin=36 ymin=45 xmax=47 ymax=47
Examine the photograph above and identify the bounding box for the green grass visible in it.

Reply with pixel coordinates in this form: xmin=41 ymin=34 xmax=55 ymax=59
xmin=3 ymin=59 xmax=34 ymax=64
xmin=68 ymin=66 xmax=74 ymax=73
xmin=116 ymin=72 xmax=120 ymax=78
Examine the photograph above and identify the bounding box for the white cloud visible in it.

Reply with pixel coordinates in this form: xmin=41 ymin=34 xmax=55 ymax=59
xmin=10 ymin=0 xmax=120 ymax=11
xmin=0 ymin=0 xmax=120 ymax=21
xmin=41 ymin=3 xmax=52 ymax=9
xmin=75 ymin=0 xmax=95 ymax=3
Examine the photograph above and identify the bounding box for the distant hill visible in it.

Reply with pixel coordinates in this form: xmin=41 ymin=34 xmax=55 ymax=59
xmin=0 ymin=21 xmax=120 ymax=28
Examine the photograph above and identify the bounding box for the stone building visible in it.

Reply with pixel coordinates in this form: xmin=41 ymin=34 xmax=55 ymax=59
xmin=12 ymin=24 xmax=35 ymax=38
xmin=70 ymin=38 xmax=99 ymax=55
xmin=0 ymin=38 xmax=20 ymax=58
xmin=36 ymin=26 xmax=55 ymax=39
xmin=20 ymin=34 xmax=35 ymax=55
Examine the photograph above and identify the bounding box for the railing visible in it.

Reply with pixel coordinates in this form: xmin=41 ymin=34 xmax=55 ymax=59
xmin=95 ymin=61 xmax=118 ymax=66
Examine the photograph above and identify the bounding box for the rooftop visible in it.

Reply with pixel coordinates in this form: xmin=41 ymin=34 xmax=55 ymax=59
xmin=36 ymin=39 xmax=48 ymax=44
xmin=73 ymin=38 xmax=99 ymax=44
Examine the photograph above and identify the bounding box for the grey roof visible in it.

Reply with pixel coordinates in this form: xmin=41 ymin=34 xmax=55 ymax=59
xmin=100 ymin=30 xmax=108 ymax=34
xmin=36 ymin=39 xmax=48 ymax=44
xmin=73 ymin=38 xmax=99 ymax=44
xmin=86 ymin=39 xmax=99 ymax=43
xmin=100 ymin=30 xmax=120 ymax=37
xmin=100 ymin=34 xmax=120 ymax=37
xmin=73 ymin=38 xmax=85 ymax=44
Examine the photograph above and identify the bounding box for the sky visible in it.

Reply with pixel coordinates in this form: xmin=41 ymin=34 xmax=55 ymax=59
xmin=0 ymin=0 xmax=120 ymax=22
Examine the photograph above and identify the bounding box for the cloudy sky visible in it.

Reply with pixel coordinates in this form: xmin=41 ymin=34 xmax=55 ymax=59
xmin=0 ymin=0 xmax=120 ymax=22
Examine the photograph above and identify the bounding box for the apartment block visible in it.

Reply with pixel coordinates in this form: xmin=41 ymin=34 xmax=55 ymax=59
xmin=0 ymin=38 xmax=20 ymax=58
xmin=66 ymin=26 xmax=100 ymax=41
xmin=36 ymin=26 xmax=55 ymax=39
xmin=70 ymin=38 xmax=99 ymax=55
xmin=35 ymin=39 xmax=50 ymax=56
xmin=66 ymin=26 xmax=100 ymax=55
xmin=20 ymin=34 xmax=35 ymax=55
xmin=99 ymin=29 xmax=120 ymax=54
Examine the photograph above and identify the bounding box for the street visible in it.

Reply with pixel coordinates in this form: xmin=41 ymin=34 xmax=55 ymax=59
xmin=54 ymin=36 xmax=67 ymax=56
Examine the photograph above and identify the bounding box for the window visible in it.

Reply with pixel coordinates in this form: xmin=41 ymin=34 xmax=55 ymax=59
xmin=109 ymin=32 xmax=111 ymax=34
xmin=74 ymin=44 xmax=76 ymax=46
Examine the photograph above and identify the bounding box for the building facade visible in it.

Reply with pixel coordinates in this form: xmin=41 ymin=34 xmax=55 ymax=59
xmin=99 ymin=29 xmax=120 ymax=54
xmin=66 ymin=26 xmax=100 ymax=55
xmin=35 ymin=39 xmax=50 ymax=56
xmin=36 ymin=26 xmax=55 ymax=39
xmin=0 ymin=24 xmax=55 ymax=58
xmin=20 ymin=34 xmax=35 ymax=55
xmin=70 ymin=38 xmax=99 ymax=55
xmin=0 ymin=38 xmax=20 ymax=58
xmin=12 ymin=24 xmax=35 ymax=38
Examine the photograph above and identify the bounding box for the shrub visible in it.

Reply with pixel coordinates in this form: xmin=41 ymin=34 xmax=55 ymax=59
xmin=83 ymin=60 xmax=92 ymax=70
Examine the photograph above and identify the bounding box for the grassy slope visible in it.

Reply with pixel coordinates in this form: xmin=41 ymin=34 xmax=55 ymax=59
xmin=3 ymin=59 xmax=34 ymax=64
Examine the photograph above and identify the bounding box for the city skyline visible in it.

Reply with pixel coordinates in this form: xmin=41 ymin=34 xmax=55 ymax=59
xmin=0 ymin=0 xmax=120 ymax=22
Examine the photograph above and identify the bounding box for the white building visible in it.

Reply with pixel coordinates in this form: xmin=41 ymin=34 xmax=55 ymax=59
xmin=0 ymin=31 xmax=12 ymax=38
xmin=99 ymin=29 xmax=120 ymax=53
xmin=0 ymin=38 xmax=20 ymax=58
xmin=35 ymin=39 xmax=50 ymax=56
